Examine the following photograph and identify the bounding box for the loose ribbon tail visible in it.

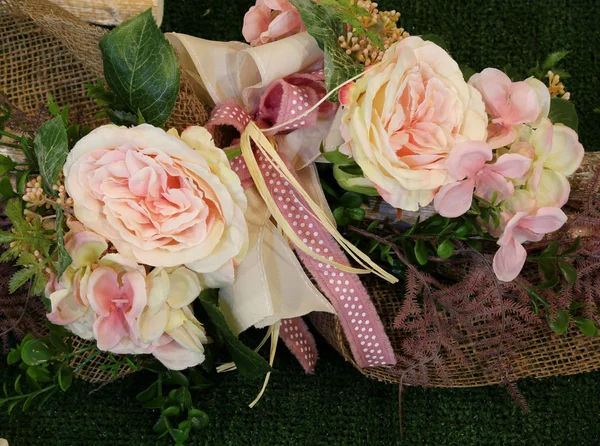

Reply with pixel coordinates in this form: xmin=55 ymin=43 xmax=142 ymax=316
xmin=241 ymin=123 xmax=397 ymax=368
xmin=279 ymin=317 xmax=318 ymax=373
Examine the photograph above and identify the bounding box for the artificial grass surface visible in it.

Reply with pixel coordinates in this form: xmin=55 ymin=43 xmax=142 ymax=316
xmin=3 ymin=0 xmax=600 ymax=444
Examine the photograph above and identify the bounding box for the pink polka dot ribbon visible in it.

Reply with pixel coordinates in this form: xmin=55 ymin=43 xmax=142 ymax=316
xmin=254 ymin=151 xmax=396 ymax=369
xmin=279 ymin=317 xmax=318 ymax=373
xmin=206 ymin=72 xmax=396 ymax=370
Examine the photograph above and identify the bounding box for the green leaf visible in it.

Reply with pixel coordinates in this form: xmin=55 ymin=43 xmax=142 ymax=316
xmin=548 ymin=97 xmax=578 ymax=131
xmin=543 ymin=50 xmax=569 ymax=71
xmin=136 ymin=382 xmax=158 ymax=403
xmin=549 ymin=310 xmax=570 ymax=335
xmin=7 ymin=348 xmax=21 ymax=365
xmin=421 ymin=34 xmax=449 ymax=51
xmin=105 ymin=108 xmax=140 ymax=127
xmin=55 ymin=206 xmax=72 ymax=278
xmin=33 ymin=115 xmax=69 ymax=195
xmin=561 ymin=236 xmax=581 ymax=256
xmin=0 ymin=176 xmax=16 ymax=201
xmin=321 ymin=147 xmax=355 ymax=165
xmin=22 ymin=394 xmax=36 ymax=412
xmin=575 ymin=319 xmax=599 ymax=337
xmin=436 ymin=239 xmax=455 ymax=259
xmin=537 ymin=275 xmax=560 ymax=290
xmin=7 ymin=400 xmax=19 ymax=415
xmin=26 ymin=366 xmax=53 ymax=383
xmin=21 ymin=339 xmax=52 ymax=366
xmin=153 ymin=417 xmax=168 ymax=434
xmin=460 ymin=65 xmax=476 ymax=82
xmin=0 ymin=154 xmax=17 ymax=176
xmin=163 ymin=406 xmax=181 ymax=417
xmin=58 ymin=366 xmax=74 ymax=392
xmin=333 ymin=206 xmax=349 ymax=226
xmin=333 ymin=165 xmax=379 ymax=196
xmin=558 ymin=261 xmax=577 ymax=284
xmin=14 ymin=375 xmax=22 ymax=394
xmin=538 ymin=259 xmax=557 ymax=281
xmin=170 ymin=428 xmax=187 ymax=443
xmin=163 ymin=371 xmax=189 ymax=388
xmin=99 ymin=9 xmax=180 ymax=127
xmin=199 ymin=290 xmax=272 ymax=379
xmin=36 ymin=387 xmax=57 ymax=409
xmin=16 ymin=170 xmax=30 ymax=195
xmin=9 ymin=268 xmax=36 ymax=294
xmin=414 ymin=239 xmax=429 ymax=266
xmin=189 ymin=409 xmax=209 ymax=430
xmin=541 ymin=241 xmax=559 ymax=257
xmin=189 ymin=369 xmax=212 ymax=390
xmin=144 ymin=395 xmax=165 ymax=409
xmin=346 ymin=207 xmax=366 ymax=221
xmin=340 ymin=192 xmax=362 ymax=209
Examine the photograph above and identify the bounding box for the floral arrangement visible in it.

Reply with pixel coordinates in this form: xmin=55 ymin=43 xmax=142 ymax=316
xmin=1 ymin=0 xmax=596 ymax=443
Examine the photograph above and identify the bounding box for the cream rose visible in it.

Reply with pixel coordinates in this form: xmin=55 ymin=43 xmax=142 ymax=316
xmin=338 ymin=36 xmax=488 ymax=211
xmin=64 ymin=124 xmax=248 ymax=287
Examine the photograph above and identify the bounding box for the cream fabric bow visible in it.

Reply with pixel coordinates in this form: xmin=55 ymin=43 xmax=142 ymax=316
xmin=166 ymin=32 xmax=336 ymax=334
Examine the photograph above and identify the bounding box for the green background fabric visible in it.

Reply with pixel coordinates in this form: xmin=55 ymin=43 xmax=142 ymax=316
xmin=2 ymin=0 xmax=600 ymax=444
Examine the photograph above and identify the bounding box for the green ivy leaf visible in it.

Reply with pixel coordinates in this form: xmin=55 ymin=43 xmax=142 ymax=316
xmin=548 ymin=97 xmax=578 ymax=132
xmin=99 ymin=9 xmax=180 ymax=127
xmin=549 ymin=310 xmax=570 ymax=335
xmin=199 ymin=289 xmax=271 ymax=379
xmin=558 ymin=261 xmax=577 ymax=284
xmin=33 ymin=115 xmax=69 ymax=196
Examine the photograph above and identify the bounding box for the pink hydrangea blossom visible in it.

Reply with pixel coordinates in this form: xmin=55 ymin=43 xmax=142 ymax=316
xmin=242 ymin=0 xmax=306 ymax=47
xmin=469 ymin=68 xmax=541 ymax=148
xmin=434 ymin=141 xmax=531 ymax=218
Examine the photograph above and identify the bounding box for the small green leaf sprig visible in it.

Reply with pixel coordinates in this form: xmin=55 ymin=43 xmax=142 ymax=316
xmin=136 ymin=366 xmax=211 ymax=445
xmin=1 ymin=324 xmax=97 ymax=414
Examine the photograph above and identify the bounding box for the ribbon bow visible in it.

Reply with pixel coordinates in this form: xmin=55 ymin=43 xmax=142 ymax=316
xmin=167 ymin=31 xmax=397 ymax=371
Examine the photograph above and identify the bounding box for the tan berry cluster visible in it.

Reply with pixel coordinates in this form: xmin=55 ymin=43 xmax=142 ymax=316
xmin=338 ymin=0 xmax=409 ymax=66
xmin=547 ymin=70 xmax=571 ymax=100
xmin=22 ymin=173 xmax=73 ymax=209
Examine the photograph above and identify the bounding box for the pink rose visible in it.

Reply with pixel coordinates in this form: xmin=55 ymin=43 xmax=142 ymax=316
xmin=64 ymin=124 xmax=248 ymax=287
xmin=242 ymin=0 xmax=306 ymax=46
xmin=338 ymin=36 xmax=488 ymax=211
